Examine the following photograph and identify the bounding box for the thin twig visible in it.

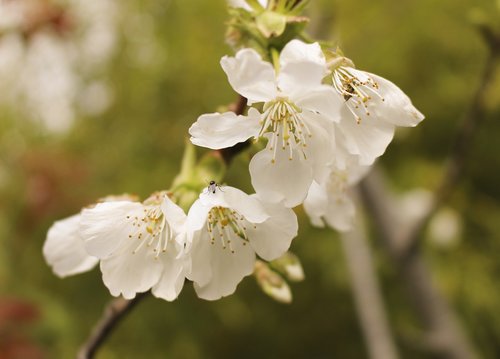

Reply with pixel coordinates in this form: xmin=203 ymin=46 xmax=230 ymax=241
xmin=341 ymin=196 xmax=399 ymax=359
xmin=77 ymin=292 xmax=150 ymax=359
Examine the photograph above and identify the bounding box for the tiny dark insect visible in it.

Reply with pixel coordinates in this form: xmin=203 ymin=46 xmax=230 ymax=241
xmin=207 ymin=180 xmax=222 ymax=194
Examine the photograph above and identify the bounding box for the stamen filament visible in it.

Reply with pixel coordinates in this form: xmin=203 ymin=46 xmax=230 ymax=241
xmin=258 ymin=98 xmax=311 ymax=163
xmin=206 ymin=206 xmax=252 ymax=254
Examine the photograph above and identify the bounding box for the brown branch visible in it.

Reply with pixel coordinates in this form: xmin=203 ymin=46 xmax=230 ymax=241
xmin=77 ymin=292 xmax=150 ymax=359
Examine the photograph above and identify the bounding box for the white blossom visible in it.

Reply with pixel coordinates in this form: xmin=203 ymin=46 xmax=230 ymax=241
xmin=186 ymin=185 xmax=298 ymax=301
xmin=304 ymin=156 xmax=371 ymax=232
xmin=80 ymin=193 xmax=188 ymax=301
xmin=330 ymin=65 xmax=425 ymax=165
xmin=189 ymin=40 xmax=340 ymax=207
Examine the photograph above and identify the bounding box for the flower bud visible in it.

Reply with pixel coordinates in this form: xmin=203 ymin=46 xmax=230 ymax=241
xmin=270 ymin=252 xmax=305 ymax=282
xmin=256 ymin=11 xmax=287 ymax=38
xmin=255 ymin=260 xmax=292 ymax=304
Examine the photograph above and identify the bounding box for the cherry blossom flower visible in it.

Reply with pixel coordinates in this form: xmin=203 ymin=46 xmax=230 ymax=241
xmin=186 ymin=185 xmax=298 ymax=300
xmin=329 ymin=63 xmax=425 ymax=165
xmin=189 ymin=40 xmax=340 ymax=207
xmin=80 ymin=192 xmax=188 ymax=301
xmin=303 ymin=156 xmax=371 ymax=232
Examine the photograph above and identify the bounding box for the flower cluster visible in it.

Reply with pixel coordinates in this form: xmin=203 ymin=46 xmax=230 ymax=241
xmin=44 ymin=188 xmax=298 ymax=301
xmin=44 ymin=0 xmax=423 ymax=302
xmin=190 ymin=39 xmax=424 ymax=231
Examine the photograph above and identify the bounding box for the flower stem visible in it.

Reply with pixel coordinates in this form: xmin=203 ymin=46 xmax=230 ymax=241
xmin=270 ymin=47 xmax=280 ymax=73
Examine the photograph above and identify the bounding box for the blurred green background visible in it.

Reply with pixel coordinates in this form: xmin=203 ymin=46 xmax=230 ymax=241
xmin=1 ymin=0 xmax=499 ymax=358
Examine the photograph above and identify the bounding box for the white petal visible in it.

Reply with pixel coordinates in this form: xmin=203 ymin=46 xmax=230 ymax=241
xmin=331 ymin=130 xmax=357 ymax=170
xmin=43 ymin=214 xmax=98 ymax=278
xmin=349 ymin=68 xmax=424 ymax=127
xmin=186 ymin=200 xmax=210 ymax=232
xmin=249 ymin=147 xmax=313 ymax=208
xmin=322 ymin=192 xmax=356 ymax=232
xmin=198 ymin=185 xmax=268 ymax=224
xmin=278 ymin=40 xmax=327 ymax=97
xmin=370 ymin=72 xmax=424 ymax=127
xmin=193 ymin=231 xmax=256 ymax=301
xmin=222 ymin=186 xmax=269 ymax=224
xmin=303 ymin=181 xmax=328 ymax=228
xmin=336 ymin=107 xmax=395 ymax=165
xmin=189 ymin=109 xmax=260 ymax=150
xmin=161 ymin=195 xmax=187 ymax=233
xmin=343 ymin=156 xmax=372 ymax=186
xmin=227 ymin=0 xmax=251 ymax=10
xmin=81 ymin=201 xmax=144 ymax=259
xmin=295 ymin=86 xmax=343 ymax=123
xmin=186 ymin=230 xmax=213 ymax=287
xmin=221 ymin=49 xmax=277 ymax=104
xmin=227 ymin=0 xmax=267 ymax=10
xmin=99 ymin=237 xmax=163 ymax=299
xmin=199 ymin=185 xmax=230 ymax=207
xmin=247 ymin=199 xmax=298 ymax=261
xmin=151 ymin=241 xmax=186 ymax=301
xmin=301 ymin=112 xmax=335 ymax=183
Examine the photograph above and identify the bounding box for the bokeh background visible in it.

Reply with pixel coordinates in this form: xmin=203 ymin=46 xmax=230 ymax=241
xmin=1 ymin=0 xmax=499 ymax=358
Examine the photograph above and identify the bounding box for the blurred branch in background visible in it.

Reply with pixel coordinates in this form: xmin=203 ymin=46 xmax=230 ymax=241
xmin=341 ymin=202 xmax=399 ymax=359
xmin=359 ymin=24 xmax=500 ymax=359
xmin=400 ymin=23 xmax=500 ymax=259
xmin=360 ymin=170 xmax=477 ymax=359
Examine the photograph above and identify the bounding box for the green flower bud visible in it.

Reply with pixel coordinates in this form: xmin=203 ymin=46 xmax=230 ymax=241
xmin=255 ymin=260 xmax=292 ymax=304
xmin=269 ymin=251 xmax=305 ymax=282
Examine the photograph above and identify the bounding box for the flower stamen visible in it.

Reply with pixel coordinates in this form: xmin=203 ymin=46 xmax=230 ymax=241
xmin=333 ymin=67 xmax=385 ymax=124
xmin=206 ymin=206 xmax=249 ymax=254
xmin=258 ymin=98 xmax=310 ymax=163
xmin=126 ymin=203 xmax=169 ymax=257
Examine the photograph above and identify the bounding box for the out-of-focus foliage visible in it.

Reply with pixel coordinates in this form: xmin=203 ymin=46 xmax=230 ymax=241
xmin=0 ymin=0 xmax=499 ymax=358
